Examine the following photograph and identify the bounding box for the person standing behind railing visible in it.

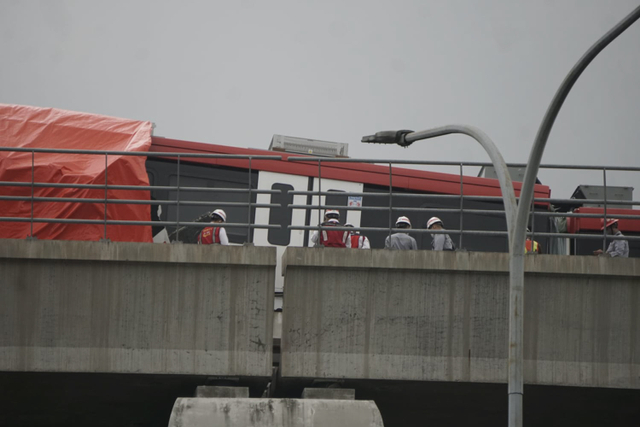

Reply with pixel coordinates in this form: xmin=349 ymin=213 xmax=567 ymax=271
xmin=315 ymin=218 xmax=350 ymax=247
xmin=593 ymin=218 xmax=629 ymax=258
xmin=198 ymin=209 xmax=229 ymax=245
xmin=311 ymin=210 xmax=351 ymax=247
xmin=525 ymin=228 xmax=541 ymax=254
xmin=345 ymin=223 xmax=371 ymax=249
xmin=385 ymin=216 xmax=418 ymax=250
xmin=426 ymin=217 xmax=455 ymax=251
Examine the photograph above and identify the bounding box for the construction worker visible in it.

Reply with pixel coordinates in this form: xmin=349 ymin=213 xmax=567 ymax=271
xmin=311 ymin=209 xmax=346 ymax=247
xmin=317 ymin=218 xmax=350 ymax=247
xmin=385 ymin=216 xmax=418 ymax=250
xmin=198 ymin=209 xmax=229 ymax=245
xmin=525 ymin=228 xmax=541 ymax=254
xmin=345 ymin=223 xmax=371 ymax=249
xmin=426 ymin=217 xmax=455 ymax=251
xmin=593 ymin=218 xmax=629 ymax=258
xmin=311 ymin=210 xmax=350 ymax=247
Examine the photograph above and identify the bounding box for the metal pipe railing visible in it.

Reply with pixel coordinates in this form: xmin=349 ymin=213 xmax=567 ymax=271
xmin=1 ymin=146 xmax=639 ymax=248
xmin=0 ymin=217 xmax=282 ymax=229
xmin=287 ymin=156 xmax=640 ymax=171
xmin=288 ymin=224 xmax=640 ymax=241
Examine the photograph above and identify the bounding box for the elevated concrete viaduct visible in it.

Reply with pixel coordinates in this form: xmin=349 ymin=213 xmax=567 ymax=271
xmin=1 ymin=240 xmax=639 ymax=426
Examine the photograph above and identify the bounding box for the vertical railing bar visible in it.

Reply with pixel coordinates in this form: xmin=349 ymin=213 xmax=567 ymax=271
xmin=602 ymin=167 xmax=608 ymax=252
xmin=176 ymin=154 xmax=181 ymax=242
xmin=317 ymin=160 xmax=322 ymax=245
xmin=389 ymin=162 xmax=393 ymax=241
xmin=530 ymin=195 xmax=535 ymax=252
xmin=30 ymin=150 xmax=35 ymax=238
xmin=247 ymin=157 xmax=252 ymax=243
xmin=459 ymin=163 xmax=464 ymax=249
xmin=104 ymin=153 xmax=108 ymax=240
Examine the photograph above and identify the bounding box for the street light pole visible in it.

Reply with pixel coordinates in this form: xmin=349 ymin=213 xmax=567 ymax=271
xmin=509 ymin=7 xmax=640 ymax=424
xmin=363 ymin=124 xmax=522 ymax=420
xmin=362 ymin=6 xmax=640 ymax=426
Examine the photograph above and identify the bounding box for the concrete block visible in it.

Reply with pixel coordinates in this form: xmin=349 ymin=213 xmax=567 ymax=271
xmin=280 ymin=248 xmax=640 ymax=389
xmin=0 ymin=239 xmax=276 ymax=377
xmin=168 ymin=398 xmax=384 ymax=427
xmin=302 ymin=388 xmax=355 ymax=400
xmin=195 ymin=386 xmax=249 ymax=398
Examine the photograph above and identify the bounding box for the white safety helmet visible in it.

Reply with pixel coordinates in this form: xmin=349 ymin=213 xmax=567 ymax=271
xmin=344 ymin=222 xmax=358 ymax=234
xmin=325 ymin=210 xmax=340 ymax=219
xmin=396 ymin=216 xmax=411 ymax=227
xmin=211 ymin=209 xmax=227 ymax=222
xmin=427 ymin=216 xmax=443 ymax=229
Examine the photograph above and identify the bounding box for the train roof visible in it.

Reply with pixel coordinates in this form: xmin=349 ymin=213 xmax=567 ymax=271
xmin=150 ymin=136 xmax=551 ymax=199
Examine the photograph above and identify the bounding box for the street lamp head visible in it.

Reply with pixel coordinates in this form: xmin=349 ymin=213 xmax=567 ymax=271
xmin=361 ymin=130 xmax=414 ymax=147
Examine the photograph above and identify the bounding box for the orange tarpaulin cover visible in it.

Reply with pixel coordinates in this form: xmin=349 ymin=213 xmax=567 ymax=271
xmin=0 ymin=104 xmax=153 ymax=242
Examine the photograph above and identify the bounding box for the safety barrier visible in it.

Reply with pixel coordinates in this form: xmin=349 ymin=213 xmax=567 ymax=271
xmin=0 ymin=147 xmax=639 ymax=252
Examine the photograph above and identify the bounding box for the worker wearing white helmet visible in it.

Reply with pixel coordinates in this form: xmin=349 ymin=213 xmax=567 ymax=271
xmin=426 ymin=216 xmax=455 ymax=251
xmin=198 ymin=209 xmax=229 ymax=245
xmin=345 ymin=223 xmax=371 ymax=249
xmin=384 ymin=216 xmax=418 ymax=250
xmin=310 ymin=209 xmax=351 ymax=247
xmin=594 ymin=218 xmax=628 ymax=257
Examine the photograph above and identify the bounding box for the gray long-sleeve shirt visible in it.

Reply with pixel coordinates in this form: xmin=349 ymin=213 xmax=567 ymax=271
xmin=606 ymin=231 xmax=629 ymax=258
xmin=385 ymin=232 xmax=418 ymax=250
xmin=431 ymin=232 xmax=455 ymax=251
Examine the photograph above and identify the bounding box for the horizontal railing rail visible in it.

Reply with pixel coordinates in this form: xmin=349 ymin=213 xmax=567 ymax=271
xmin=0 ymin=217 xmax=282 ymax=229
xmin=288 ymin=225 xmax=640 ymax=241
xmin=0 ymin=146 xmax=638 ymax=253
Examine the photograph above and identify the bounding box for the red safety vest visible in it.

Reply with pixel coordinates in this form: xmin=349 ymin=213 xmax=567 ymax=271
xmin=525 ymin=239 xmax=539 ymax=253
xmin=199 ymin=226 xmax=221 ymax=245
xmin=320 ymin=229 xmax=349 ymax=247
xmin=350 ymin=234 xmax=361 ymax=249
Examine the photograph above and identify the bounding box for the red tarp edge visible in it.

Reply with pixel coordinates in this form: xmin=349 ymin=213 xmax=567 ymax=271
xmin=0 ymin=104 xmax=153 ymax=242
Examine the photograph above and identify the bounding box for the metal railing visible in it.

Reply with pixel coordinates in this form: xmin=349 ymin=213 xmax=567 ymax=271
xmin=286 ymin=157 xmax=640 ymax=252
xmin=0 ymin=147 xmax=639 ymax=252
xmin=0 ymin=147 xmax=283 ymax=242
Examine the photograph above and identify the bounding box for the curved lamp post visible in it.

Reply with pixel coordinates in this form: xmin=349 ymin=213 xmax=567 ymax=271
xmin=362 ymin=7 xmax=639 ymax=425
xmin=362 ymin=126 xmax=517 ymax=240
xmin=362 ymin=124 xmax=521 ymax=419
xmin=510 ymin=5 xmax=640 ymax=427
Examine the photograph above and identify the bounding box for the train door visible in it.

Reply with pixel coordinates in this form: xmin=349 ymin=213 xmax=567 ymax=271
xmin=254 ymin=171 xmax=309 ymax=296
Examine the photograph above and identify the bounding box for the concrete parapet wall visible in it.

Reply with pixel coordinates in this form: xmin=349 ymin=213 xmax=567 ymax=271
xmin=281 ymin=248 xmax=640 ymax=389
xmin=0 ymin=239 xmax=275 ymax=377
xmin=168 ymin=398 xmax=384 ymax=427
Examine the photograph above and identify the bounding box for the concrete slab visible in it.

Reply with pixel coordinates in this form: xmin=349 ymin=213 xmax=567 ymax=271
xmin=0 ymin=239 xmax=276 ymax=377
xmin=302 ymin=388 xmax=355 ymax=400
xmin=280 ymin=248 xmax=640 ymax=389
xmin=168 ymin=398 xmax=384 ymax=427
xmin=195 ymin=386 xmax=250 ymax=398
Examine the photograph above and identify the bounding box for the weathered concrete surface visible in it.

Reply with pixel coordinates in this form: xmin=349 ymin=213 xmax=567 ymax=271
xmin=0 ymin=239 xmax=275 ymax=376
xmin=195 ymin=386 xmax=249 ymax=398
xmin=302 ymin=388 xmax=356 ymax=400
xmin=168 ymin=398 xmax=384 ymax=427
xmin=281 ymin=248 xmax=640 ymax=389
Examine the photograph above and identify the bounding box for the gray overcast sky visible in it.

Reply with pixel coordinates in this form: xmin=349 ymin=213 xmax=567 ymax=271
xmin=2 ymin=0 xmax=639 ymax=199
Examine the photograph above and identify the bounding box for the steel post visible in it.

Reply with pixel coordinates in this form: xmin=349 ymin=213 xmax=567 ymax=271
xmin=509 ymin=5 xmax=640 ymax=426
